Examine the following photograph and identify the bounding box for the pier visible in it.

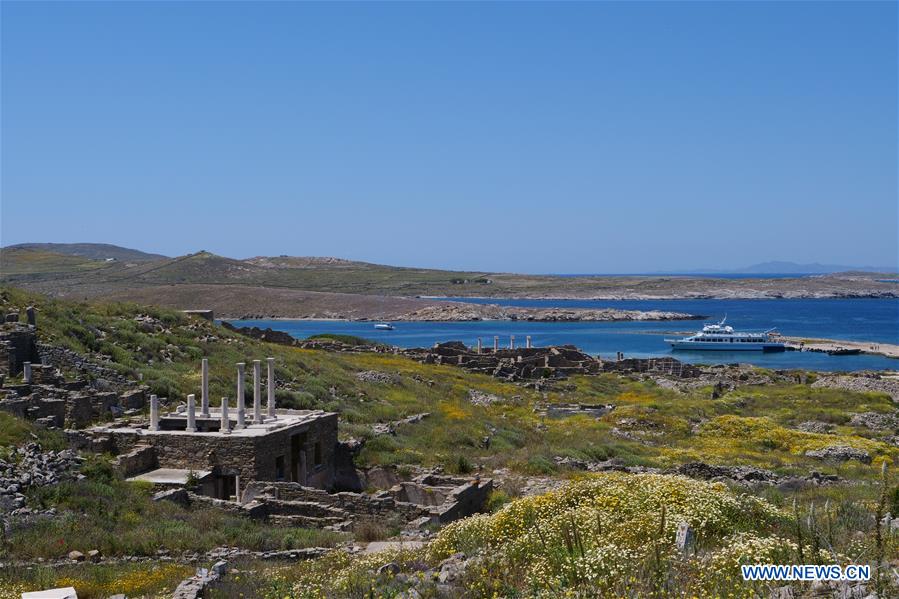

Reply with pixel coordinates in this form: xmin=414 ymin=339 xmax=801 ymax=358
xmin=781 ymin=336 xmax=899 ymax=360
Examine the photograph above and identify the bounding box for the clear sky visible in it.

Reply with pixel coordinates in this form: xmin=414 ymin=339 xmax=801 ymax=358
xmin=2 ymin=1 xmax=896 ymax=273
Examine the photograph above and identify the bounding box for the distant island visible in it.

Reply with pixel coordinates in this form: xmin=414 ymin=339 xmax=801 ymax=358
xmin=686 ymin=260 xmax=899 ymax=275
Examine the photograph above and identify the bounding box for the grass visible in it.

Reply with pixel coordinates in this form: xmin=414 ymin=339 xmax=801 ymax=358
xmin=0 ymin=412 xmax=67 ymax=452
xmin=307 ymin=333 xmax=377 ymax=346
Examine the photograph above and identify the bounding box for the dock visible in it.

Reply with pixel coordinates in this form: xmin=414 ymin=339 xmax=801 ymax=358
xmin=781 ymin=336 xmax=899 ymax=360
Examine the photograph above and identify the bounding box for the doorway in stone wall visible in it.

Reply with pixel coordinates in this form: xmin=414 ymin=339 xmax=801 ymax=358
xmin=291 ymin=432 xmax=307 ymax=484
xmin=219 ymin=473 xmax=237 ymax=500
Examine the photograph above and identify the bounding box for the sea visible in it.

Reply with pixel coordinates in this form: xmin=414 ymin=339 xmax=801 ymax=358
xmin=227 ymin=298 xmax=899 ymax=372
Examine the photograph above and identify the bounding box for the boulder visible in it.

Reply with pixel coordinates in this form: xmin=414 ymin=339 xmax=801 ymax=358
xmin=377 ymin=562 xmax=401 ymax=576
xmin=67 ymin=550 xmax=85 ymax=561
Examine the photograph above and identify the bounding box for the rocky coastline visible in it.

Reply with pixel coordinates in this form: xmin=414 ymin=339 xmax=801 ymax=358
xmin=232 ymin=302 xmax=702 ymax=322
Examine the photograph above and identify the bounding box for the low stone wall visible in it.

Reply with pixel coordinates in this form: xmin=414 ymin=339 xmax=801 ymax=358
xmin=112 ymin=444 xmax=158 ymax=478
xmin=36 ymin=343 xmax=132 ymax=387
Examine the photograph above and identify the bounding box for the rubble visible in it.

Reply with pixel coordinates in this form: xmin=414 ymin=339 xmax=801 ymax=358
xmin=848 ymin=411 xmax=899 ymax=431
xmin=804 ymin=446 xmax=872 ymax=464
xmin=371 ymin=413 xmax=430 ymax=437
xmin=795 ymin=421 xmax=835 ymax=434
xmin=675 ymin=461 xmax=841 ymax=488
xmin=356 ymin=370 xmax=400 ymax=384
xmin=0 ymin=442 xmax=82 ymax=514
xmin=466 ymin=389 xmax=505 ymax=406
xmin=812 ymin=374 xmax=899 ymax=402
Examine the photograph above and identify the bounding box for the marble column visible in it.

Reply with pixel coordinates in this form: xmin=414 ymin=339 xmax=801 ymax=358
xmin=149 ymin=394 xmax=159 ymax=431
xmin=510 ymin=335 xmax=515 ymax=350
xmin=253 ymin=360 xmax=262 ymax=422
xmin=493 ymin=336 xmax=499 ymax=352
xmin=220 ymin=397 xmax=230 ymax=433
xmin=200 ymin=358 xmax=210 ymax=417
xmin=267 ymin=357 xmax=276 ymax=418
xmin=22 ymin=362 xmax=32 ymax=383
xmin=186 ymin=394 xmax=197 ymax=432
xmin=235 ymin=363 xmax=246 ymax=429
xmin=476 ymin=338 xmax=482 ymax=354
xmin=526 ymin=335 xmax=532 ymax=349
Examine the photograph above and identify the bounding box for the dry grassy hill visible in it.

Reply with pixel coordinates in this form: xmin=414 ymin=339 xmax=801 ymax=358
xmin=2 ymin=245 xmax=897 ymax=318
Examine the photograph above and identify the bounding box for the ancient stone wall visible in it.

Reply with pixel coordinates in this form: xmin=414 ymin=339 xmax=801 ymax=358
xmin=36 ymin=344 xmax=131 ymax=387
xmin=0 ymin=325 xmax=39 ymax=376
xmin=113 ymin=445 xmax=158 ymax=478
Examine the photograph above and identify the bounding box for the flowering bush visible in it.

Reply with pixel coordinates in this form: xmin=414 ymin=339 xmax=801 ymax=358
xmin=427 ymin=472 xmax=794 ymax=594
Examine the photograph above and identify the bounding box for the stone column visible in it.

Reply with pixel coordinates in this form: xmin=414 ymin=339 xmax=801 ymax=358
xmin=526 ymin=335 xmax=532 ymax=349
xmin=22 ymin=362 xmax=32 ymax=383
xmin=234 ymin=362 xmax=246 ymax=430
xmin=200 ymin=358 xmax=210 ymax=417
xmin=476 ymin=338 xmax=482 ymax=354
xmin=267 ymin=357 xmax=276 ymax=418
xmin=253 ymin=360 xmax=262 ymax=422
xmin=186 ymin=394 xmax=197 ymax=432
xmin=149 ymin=394 xmax=159 ymax=431
xmin=510 ymin=335 xmax=515 ymax=350
xmin=493 ymin=336 xmax=499 ymax=352
xmin=220 ymin=397 xmax=230 ymax=433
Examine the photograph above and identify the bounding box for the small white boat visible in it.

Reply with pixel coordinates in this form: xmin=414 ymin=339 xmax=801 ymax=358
xmin=374 ymin=323 xmax=395 ymax=330
xmin=665 ymin=316 xmax=785 ymax=352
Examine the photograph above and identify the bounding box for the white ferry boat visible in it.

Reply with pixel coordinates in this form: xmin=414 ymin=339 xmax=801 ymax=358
xmin=665 ymin=317 xmax=785 ymax=352
xmin=374 ymin=322 xmax=395 ymax=330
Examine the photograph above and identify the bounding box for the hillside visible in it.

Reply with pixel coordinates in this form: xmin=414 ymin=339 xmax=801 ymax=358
xmin=0 ymin=247 xmax=110 ymax=275
xmin=4 ymin=242 xmax=167 ymax=262
xmin=2 ymin=247 xmax=897 ymax=319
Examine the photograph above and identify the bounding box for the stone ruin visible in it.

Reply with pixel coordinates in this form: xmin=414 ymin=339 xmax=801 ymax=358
xmin=0 ymin=315 xmax=148 ymax=429
xmin=402 ymin=341 xmax=704 ymax=382
xmin=69 ymin=358 xmax=493 ymax=531
xmin=405 ymin=341 xmax=603 ymax=381
xmin=241 ymin=472 xmax=493 ymax=532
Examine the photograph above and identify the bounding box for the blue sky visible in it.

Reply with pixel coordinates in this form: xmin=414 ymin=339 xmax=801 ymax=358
xmin=2 ymin=1 xmax=896 ymax=273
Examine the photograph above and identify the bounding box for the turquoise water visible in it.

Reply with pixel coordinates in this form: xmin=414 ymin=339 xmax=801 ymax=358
xmin=228 ymin=298 xmax=898 ymax=372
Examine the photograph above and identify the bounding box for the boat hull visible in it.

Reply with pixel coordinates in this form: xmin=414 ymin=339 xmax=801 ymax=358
xmin=667 ymin=341 xmax=785 ymax=352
